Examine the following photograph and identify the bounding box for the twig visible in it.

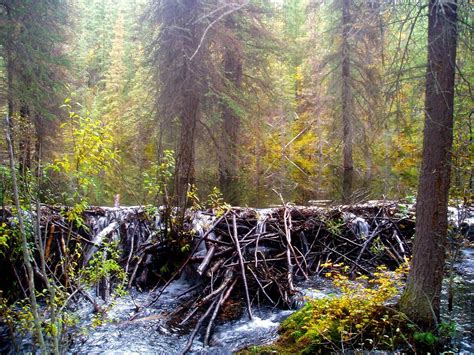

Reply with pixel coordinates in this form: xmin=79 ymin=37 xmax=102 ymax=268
xmin=232 ymin=214 xmax=253 ymax=320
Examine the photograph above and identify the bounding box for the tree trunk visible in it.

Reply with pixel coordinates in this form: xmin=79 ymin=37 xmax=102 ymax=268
xmin=19 ymin=104 xmax=32 ymax=177
xmin=170 ymin=0 xmax=202 ymax=212
xmin=174 ymin=93 xmax=199 ymax=210
xmin=341 ymin=0 xmax=353 ymax=203
xmin=5 ymin=10 xmax=15 ymax=155
xmin=219 ymin=48 xmax=243 ymax=205
xmin=5 ymin=115 xmax=47 ymax=352
xmin=399 ymin=0 xmax=458 ymax=329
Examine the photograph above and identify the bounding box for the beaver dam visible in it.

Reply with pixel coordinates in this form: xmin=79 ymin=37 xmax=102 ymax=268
xmin=1 ymin=201 xmax=472 ymax=353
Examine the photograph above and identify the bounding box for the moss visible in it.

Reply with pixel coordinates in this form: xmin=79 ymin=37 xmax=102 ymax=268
xmin=240 ymin=263 xmax=455 ymax=353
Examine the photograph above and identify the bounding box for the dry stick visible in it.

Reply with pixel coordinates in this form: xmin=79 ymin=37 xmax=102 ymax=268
xmin=44 ymin=223 xmax=54 ymax=260
xmin=292 ymin=243 xmax=310 ymax=276
xmin=176 ymin=282 xmax=203 ymax=300
xmin=146 ymin=210 xmax=231 ymax=308
xmin=79 ymin=288 xmax=104 ymax=313
xmin=50 ymin=221 xmax=96 ymax=245
xmin=206 ymin=258 xmax=224 ymax=278
xmin=127 ymin=254 xmax=144 ymax=289
xmin=383 ymin=238 xmax=404 ymax=264
xmin=125 ymin=222 xmax=140 ymax=275
xmin=191 ymin=247 xmax=233 ymax=262
xmin=204 ymin=279 xmax=237 ymax=347
xmin=232 ymin=214 xmax=253 ymax=320
xmin=200 ymin=269 xmax=234 ymax=305
xmin=349 ymin=223 xmax=382 ymax=275
xmin=180 ymin=297 xmax=219 ymax=355
xmin=254 ymin=231 xmax=262 ymax=268
xmin=197 ymin=233 xmax=220 ymax=276
xmin=35 ymin=199 xmax=60 ymax=354
xmin=12 ymin=265 xmax=28 ymax=298
xmin=248 ymin=266 xmax=276 ymax=305
xmin=393 ymin=230 xmax=406 ymax=255
xmin=125 ymin=232 xmax=135 ymax=275
xmin=316 ymin=240 xmax=371 ymax=274
xmin=305 ymin=223 xmax=323 ymax=259
xmin=282 ymin=208 xmax=294 ymax=292
xmin=179 ymin=305 xmax=200 ymax=326
xmin=203 ymin=295 xmax=225 ymax=346
xmin=5 ymin=115 xmax=47 ymax=353
xmin=224 ymin=255 xmax=308 ymax=267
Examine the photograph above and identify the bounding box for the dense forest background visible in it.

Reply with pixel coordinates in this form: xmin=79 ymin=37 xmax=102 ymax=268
xmin=0 ymin=1 xmax=472 ymax=353
xmin=0 ymin=0 xmax=472 ymax=208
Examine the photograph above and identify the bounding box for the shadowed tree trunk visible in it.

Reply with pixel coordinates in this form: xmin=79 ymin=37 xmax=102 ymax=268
xmin=399 ymin=0 xmax=458 ymax=329
xmin=219 ymin=47 xmax=243 ymax=205
xmin=341 ymin=0 xmax=353 ymax=203
xmin=174 ymin=93 xmax=199 ymax=209
xmin=150 ymin=0 xmax=205 ymax=211
xmin=18 ymin=104 xmax=32 ymax=177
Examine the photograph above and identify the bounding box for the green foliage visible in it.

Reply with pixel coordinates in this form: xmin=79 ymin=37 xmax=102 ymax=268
xmin=81 ymin=241 xmax=127 ymax=290
xmin=62 ymin=199 xmax=89 ymax=230
xmin=48 ymin=99 xmax=117 ymax=205
xmin=413 ymin=331 xmax=438 ymax=346
xmin=206 ymin=187 xmax=231 ymax=216
xmin=187 ymin=185 xmax=202 ymax=211
xmin=0 ymin=222 xmax=13 ymax=255
xmin=278 ymin=263 xmax=412 ymax=353
xmin=142 ymin=149 xmax=175 ymax=203
xmin=0 ymin=288 xmax=78 ymax=350
xmin=0 ymin=165 xmax=12 ymax=206
xmin=266 ymin=261 xmax=456 ymax=353
xmin=188 ymin=185 xmax=231 ymax=215
xmin=0 ymin=0 xmax=69 ymax=120
xmin=324 ymin=218 xmax=344 ymax=235
xmin=369 ymin=236 xmax=385 ymax=256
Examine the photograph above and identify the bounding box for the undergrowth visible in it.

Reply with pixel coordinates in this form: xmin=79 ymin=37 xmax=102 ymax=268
xmin=241 ymin=262 xmax=455 ymax=354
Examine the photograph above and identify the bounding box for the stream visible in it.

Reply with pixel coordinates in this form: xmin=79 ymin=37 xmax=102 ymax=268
xmin=0 ymin=204 xmax=472 ymax=354
xmin=67 ymin=276 xmax=335 ymax=354
xmin=442 ymin=247 xmax=474 ymax=353
xmin=1 ymin=251 xmax=473 ymax=354
xmin=68 ymin=249 xmax=473 ymax=354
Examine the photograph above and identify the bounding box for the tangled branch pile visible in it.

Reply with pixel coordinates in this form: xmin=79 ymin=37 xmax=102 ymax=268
xmin=0 ymin=201 xmax=416 ymax=353
xmin=152 ymin=201 xmax=415 ymax=352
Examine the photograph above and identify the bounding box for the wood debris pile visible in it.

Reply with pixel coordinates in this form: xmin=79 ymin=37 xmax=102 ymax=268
xmin=1 ymin=201 xmax=417 ymax=353
xmin=153 ymin=202 xmax=415 ymax=352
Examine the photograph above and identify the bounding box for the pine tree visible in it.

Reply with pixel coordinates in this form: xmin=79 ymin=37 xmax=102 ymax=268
xmin=399 ymin=0 xmax=458 ymax=328
xmin=0 ymin=0 xmax=69 ymax=165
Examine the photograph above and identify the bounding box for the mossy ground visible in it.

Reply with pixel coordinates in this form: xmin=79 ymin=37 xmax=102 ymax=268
xmin=238 ymin=263 xmax=454 ymax=354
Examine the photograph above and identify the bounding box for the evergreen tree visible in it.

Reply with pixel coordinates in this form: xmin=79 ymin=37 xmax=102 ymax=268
xmin=399 ymin=0 xmax=458 ymax=328
xmin=0 ymin=0 xmax=69 ymax=165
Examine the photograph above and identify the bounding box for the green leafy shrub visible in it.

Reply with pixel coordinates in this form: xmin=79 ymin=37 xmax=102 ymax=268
xmin=277 ymin=264 xmax=415 ymax=353
xmin=258 ymin=262 xmax=455 ymax=354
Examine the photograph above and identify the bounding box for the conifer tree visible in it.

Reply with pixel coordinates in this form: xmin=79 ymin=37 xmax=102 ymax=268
xmin=0 ymin=0 xmax=69 ymax=164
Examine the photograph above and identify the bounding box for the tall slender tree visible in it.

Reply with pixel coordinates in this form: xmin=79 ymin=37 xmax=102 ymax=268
xmin=219 ymin=42 xmax=243 ymax=204
xmin=0 ymin=0 xmax=69 ymax=164
xmin=399 ymin=0 xmax=458 ymax=328
xmin=341 ymin=0 xmax=353 ymax=202
xmin=148 ymin=0 xmax=210 ymax=209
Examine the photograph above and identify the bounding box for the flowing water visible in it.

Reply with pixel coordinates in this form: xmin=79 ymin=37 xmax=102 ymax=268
xmin=1 ymin=207 xmax=473 ymax=354
xmin=67 ymin=276 xmax=335 ymax=354
xmin=67 ymin=247 xmax=474 ymax=354
xmin=442 ymin=247 xmax=474 ymax=353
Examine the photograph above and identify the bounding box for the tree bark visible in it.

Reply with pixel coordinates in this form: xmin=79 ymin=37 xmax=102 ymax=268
xmin=399 ymin=0 xmax=458 ymax=329
xmin=174 ymin=93 xmax=199 ymax=210
xmin=5 ymin=115 xmax=47 ymax=352
xmin=219 ymin=47 xmax=243 ymax=205
xmin=341 ymin=0 xmax=353 ymax=203
xmin=168 ymin=0 xmax=202 ymax=211
xmin=18 ymin=104 xmax=32 ymax=177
